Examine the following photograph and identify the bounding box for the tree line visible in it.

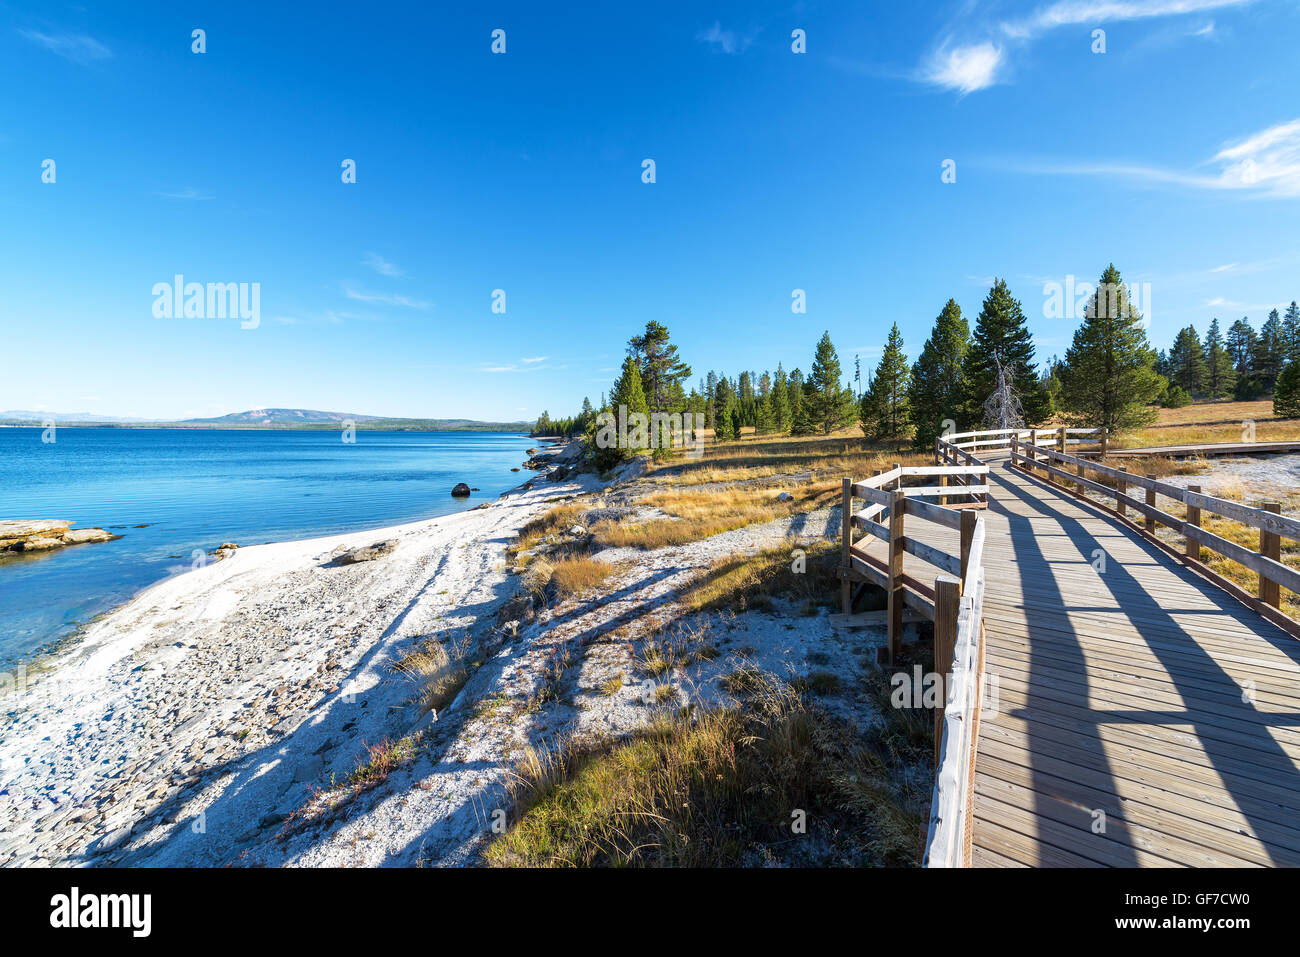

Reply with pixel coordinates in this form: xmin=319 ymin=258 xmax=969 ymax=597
xmin=534 ymin=267 xmax=1300 ymax=455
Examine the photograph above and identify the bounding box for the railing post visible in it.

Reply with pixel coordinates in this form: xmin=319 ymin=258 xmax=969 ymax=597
xmin=934 ymin=438 xmax=941 ymax=467
xmin=841 ymin=477 xmax=853 ymax=614
xmin=1058 ymin=428 xmax=1069 ymax=489
xmin=1029 ymin=429 xmax=1038 ymax=472
xmin=933 ymin=575 xmax=961 ymax=769
xmin=893 ymin=461 xmax=903 ymax=491
xmin=1261 ymin=502 xmax=1282 ymax=608
xmin=887 ymin=489 xmax=906 ymax=663
xmin=1116 ymin=466 xmax=1128 ymax=519
xmin=960 ymin=509 xmax=977 ymax=581
xmin=1185 ymin=485 xmax=1201 ymax=560
xmin=1100 ymin=427 xmax=1109 ymax=459
xmin=939 ymin=472 xmax=948 ymax=507
xmin=1145 ymin=475 xmax=1157 ymax=532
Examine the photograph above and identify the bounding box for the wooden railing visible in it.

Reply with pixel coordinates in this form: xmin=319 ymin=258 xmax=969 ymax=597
xmin=1011 ymin=435 xmax=1299 ymax=624
xmin=838 ymin=459 xmax=991 ymax=868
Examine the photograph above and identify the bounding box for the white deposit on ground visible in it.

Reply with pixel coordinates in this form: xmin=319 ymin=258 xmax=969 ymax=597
xmin=0 ymin=456 xmax=888 ymax=868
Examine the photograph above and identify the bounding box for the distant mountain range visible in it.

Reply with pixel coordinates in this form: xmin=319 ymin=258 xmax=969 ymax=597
xmin=0 ymin=408 xmax=530 ymax=432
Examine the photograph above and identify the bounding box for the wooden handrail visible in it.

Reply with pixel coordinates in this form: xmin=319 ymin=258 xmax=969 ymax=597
xmin=841 ymin=439 xmax=995 ymax=869
xmin=1013 ymin=436 xmax=1299 ymax=610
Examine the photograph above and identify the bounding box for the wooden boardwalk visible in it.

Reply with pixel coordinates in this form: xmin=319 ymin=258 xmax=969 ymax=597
xmin=861 ymin=453 xmax=1300 ymax=867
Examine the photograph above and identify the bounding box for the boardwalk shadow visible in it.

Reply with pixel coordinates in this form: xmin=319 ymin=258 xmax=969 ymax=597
xmin=989 ymin=459 xmax=1300 ymax=866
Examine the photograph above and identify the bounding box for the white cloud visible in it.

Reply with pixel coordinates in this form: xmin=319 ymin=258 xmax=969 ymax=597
xmin=19 ymin=29 xmax=111 ymax=63
xmin=342 ymin=286 xmax=430 ymax=309
xmin=520 ymin=356 xmax=549 ymax=364
xmin=696 ymin=22 xmax=753 ymax=55
xmin=922 ymin=42 xmax=1004 ymax=94
xmin=157 ymin=187 xmax=214 ymax=200
xmin=362 ymin=252 xmax=403 ymax=277
xmin=1003 ymin=0 xmax=1252 ymax=38
xmin=1015 ymin=118 xmax=1300 ymax=197
xmin=922 ymin=0 xmax=1255 ymax=94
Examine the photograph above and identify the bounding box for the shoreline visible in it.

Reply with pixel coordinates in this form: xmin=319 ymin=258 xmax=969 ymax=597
xmin=0 ymin=434 xmax=562 ymax=672
xmin=0 ymin=445 xmax=590 ymax=866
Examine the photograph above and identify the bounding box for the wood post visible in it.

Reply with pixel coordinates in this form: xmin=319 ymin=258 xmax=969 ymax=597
xmin=893 ymin=461 xmax=903 ymax=491
xmin=934 ymin=438 xmax=941 ymax=467
xmin=960 ymin=509 xmax=977 ymax=581
xmin=887 ymin=489 xmax=906 ymax=662
xmin=933 ymin=575 xmax=961 ymax=768
xmin=1185 ymin=485 xmax=1201 ymax=560
xmin=1116 ymin=466 xmax=1128 ymax=519
xmin=939 ymin=473 xmax=948 ymax=507
xmin=1145 ymin=475 xmax=1157 ymax=532
xmin=1058 ymin=428 xmax=1069 ymax=489
xmin=1261 ymin=502 xmax=1282 ymax=608
xmin=1100 ymin=427 xmax=1109 ymax=459
xmin=841 ymin=478 xmax=853 ymax=614
xmin=1029 ymin=429 xmax=1038 ymax=472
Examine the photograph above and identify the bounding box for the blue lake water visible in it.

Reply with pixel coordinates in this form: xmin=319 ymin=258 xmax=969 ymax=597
xmin=0 ymin=428 xmax=537 ymax=666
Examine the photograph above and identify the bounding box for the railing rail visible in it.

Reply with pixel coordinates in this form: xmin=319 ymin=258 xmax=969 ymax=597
xmin=1012 ymin=435 xmax=1297 ymax=613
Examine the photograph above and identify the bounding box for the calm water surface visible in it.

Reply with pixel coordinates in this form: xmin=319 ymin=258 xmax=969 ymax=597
xmin=0 ymin=428 xmax=536 ymax=665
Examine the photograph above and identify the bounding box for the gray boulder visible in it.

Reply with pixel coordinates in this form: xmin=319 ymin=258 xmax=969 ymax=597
xmin=331 ymin=539 xmax=399 ymax=565
xmin=451 ymin=483 xmax=472 ymax=497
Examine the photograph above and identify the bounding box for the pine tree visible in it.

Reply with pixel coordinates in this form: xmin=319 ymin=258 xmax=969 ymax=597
xmin=1057 ymin=265 xmax=1164 ymax=433
xmin=1168 ymin=325 xmax=1208 ymax=396
xmin=963 ymin=279 xmax=1050 ymax=425
xmin=1284 ymin=302 xmax=1300 ymax=363
xmin=908 ymin=298 xmax=970 ymax=449
xmin=1203 ymin=318 xmax=1236 ymax=399
xmin=1256 ymin=309 xmax=1285 ymax=392
xmin=770 ymin=364 xmax=790 ymax=432
xmin=628 ymin=321 xmax=692 ymax=411
xmin=805 ymin=332 xmax=856 ymax=434
xmin=860 ymin=323 xmax=911 ymax=439
xmin=1275 ymin=360 xmax=1300 ymax=418
xmin=788 ymin=368 xmax=806 ymax=431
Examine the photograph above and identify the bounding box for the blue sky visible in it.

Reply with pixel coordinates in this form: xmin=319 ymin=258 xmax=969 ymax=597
xmin=2 ymin=0 xmax=1298 ymax=422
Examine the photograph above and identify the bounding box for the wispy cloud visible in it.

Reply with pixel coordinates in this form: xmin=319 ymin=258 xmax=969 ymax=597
xmin=342 ymin=285 xmax=431 ymax=309
xmin=696 ymin=21 xmax=755 ymax=55
xmin=520 ymin=356 xmax=549 ymax=364
xmin=157 ymin=187 xmax=214 ymax=201
xmin=922 ymin=42 xmax=1004 ymax=94
xmin=361 ymin=252 xmax=403 ymax=277
xmin=19 ymin=29 xmax=111 ymax=64
xmin=1008 ymin=118 xmax=1300 ymax=197
xmin=919 ymin=0 xmax=1255 ymax=94
xmin=1001 ymin=0 xmax=1251 ymax=39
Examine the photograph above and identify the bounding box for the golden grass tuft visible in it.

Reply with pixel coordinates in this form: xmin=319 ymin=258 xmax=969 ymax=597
xmin=486 ymin=670 xmax=928 ymax=868
xmin=394 ymin=637 xmax=470 ymax=716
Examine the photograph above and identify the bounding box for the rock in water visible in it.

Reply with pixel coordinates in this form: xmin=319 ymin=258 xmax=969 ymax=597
xmin=331 ymin=540 xmax=399 ymax=565
xmin=451 ymin=483 xmax=472 ymax=497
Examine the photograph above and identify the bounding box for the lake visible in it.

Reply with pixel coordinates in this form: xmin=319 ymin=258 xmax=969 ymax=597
xmin=0 ymin=428 xmax=538 ymax=666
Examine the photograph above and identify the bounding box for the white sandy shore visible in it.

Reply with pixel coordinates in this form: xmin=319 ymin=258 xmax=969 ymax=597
xmin=1 ymin=449 xmax=891 ymax=868
xmin=0 ymin=465 xmax=600 ymax=867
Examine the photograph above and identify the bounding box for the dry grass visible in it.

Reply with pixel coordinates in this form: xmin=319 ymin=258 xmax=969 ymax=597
xmin=678 ymin=540 xmax=851 ymax=614
xmin=646 ymin=432 xmax=929 ymax=489
xmin=547 ymin=555 xmax=617 ymax=598
xmin=511 ymin=502 xmax=586 ymax=555
xmin=1116 ymin=399 xmax=1293 ymax=449
xmin=590 ymin=482 xmax=840 ymax=550
xmin=394 ymin=636 xmax=470 ymax=717
xmin=485 ymin=671 xmax=928 ymax=867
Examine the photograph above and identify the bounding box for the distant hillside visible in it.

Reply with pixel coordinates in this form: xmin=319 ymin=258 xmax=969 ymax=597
xmin=181 ymin=408 xmax=385 ymax=425
xmin=0 ymin=408 xmax=529 ymax=432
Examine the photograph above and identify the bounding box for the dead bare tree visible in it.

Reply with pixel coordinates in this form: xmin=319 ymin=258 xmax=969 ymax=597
xmin=982 ymin=351 xmax=1025 ymax=431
